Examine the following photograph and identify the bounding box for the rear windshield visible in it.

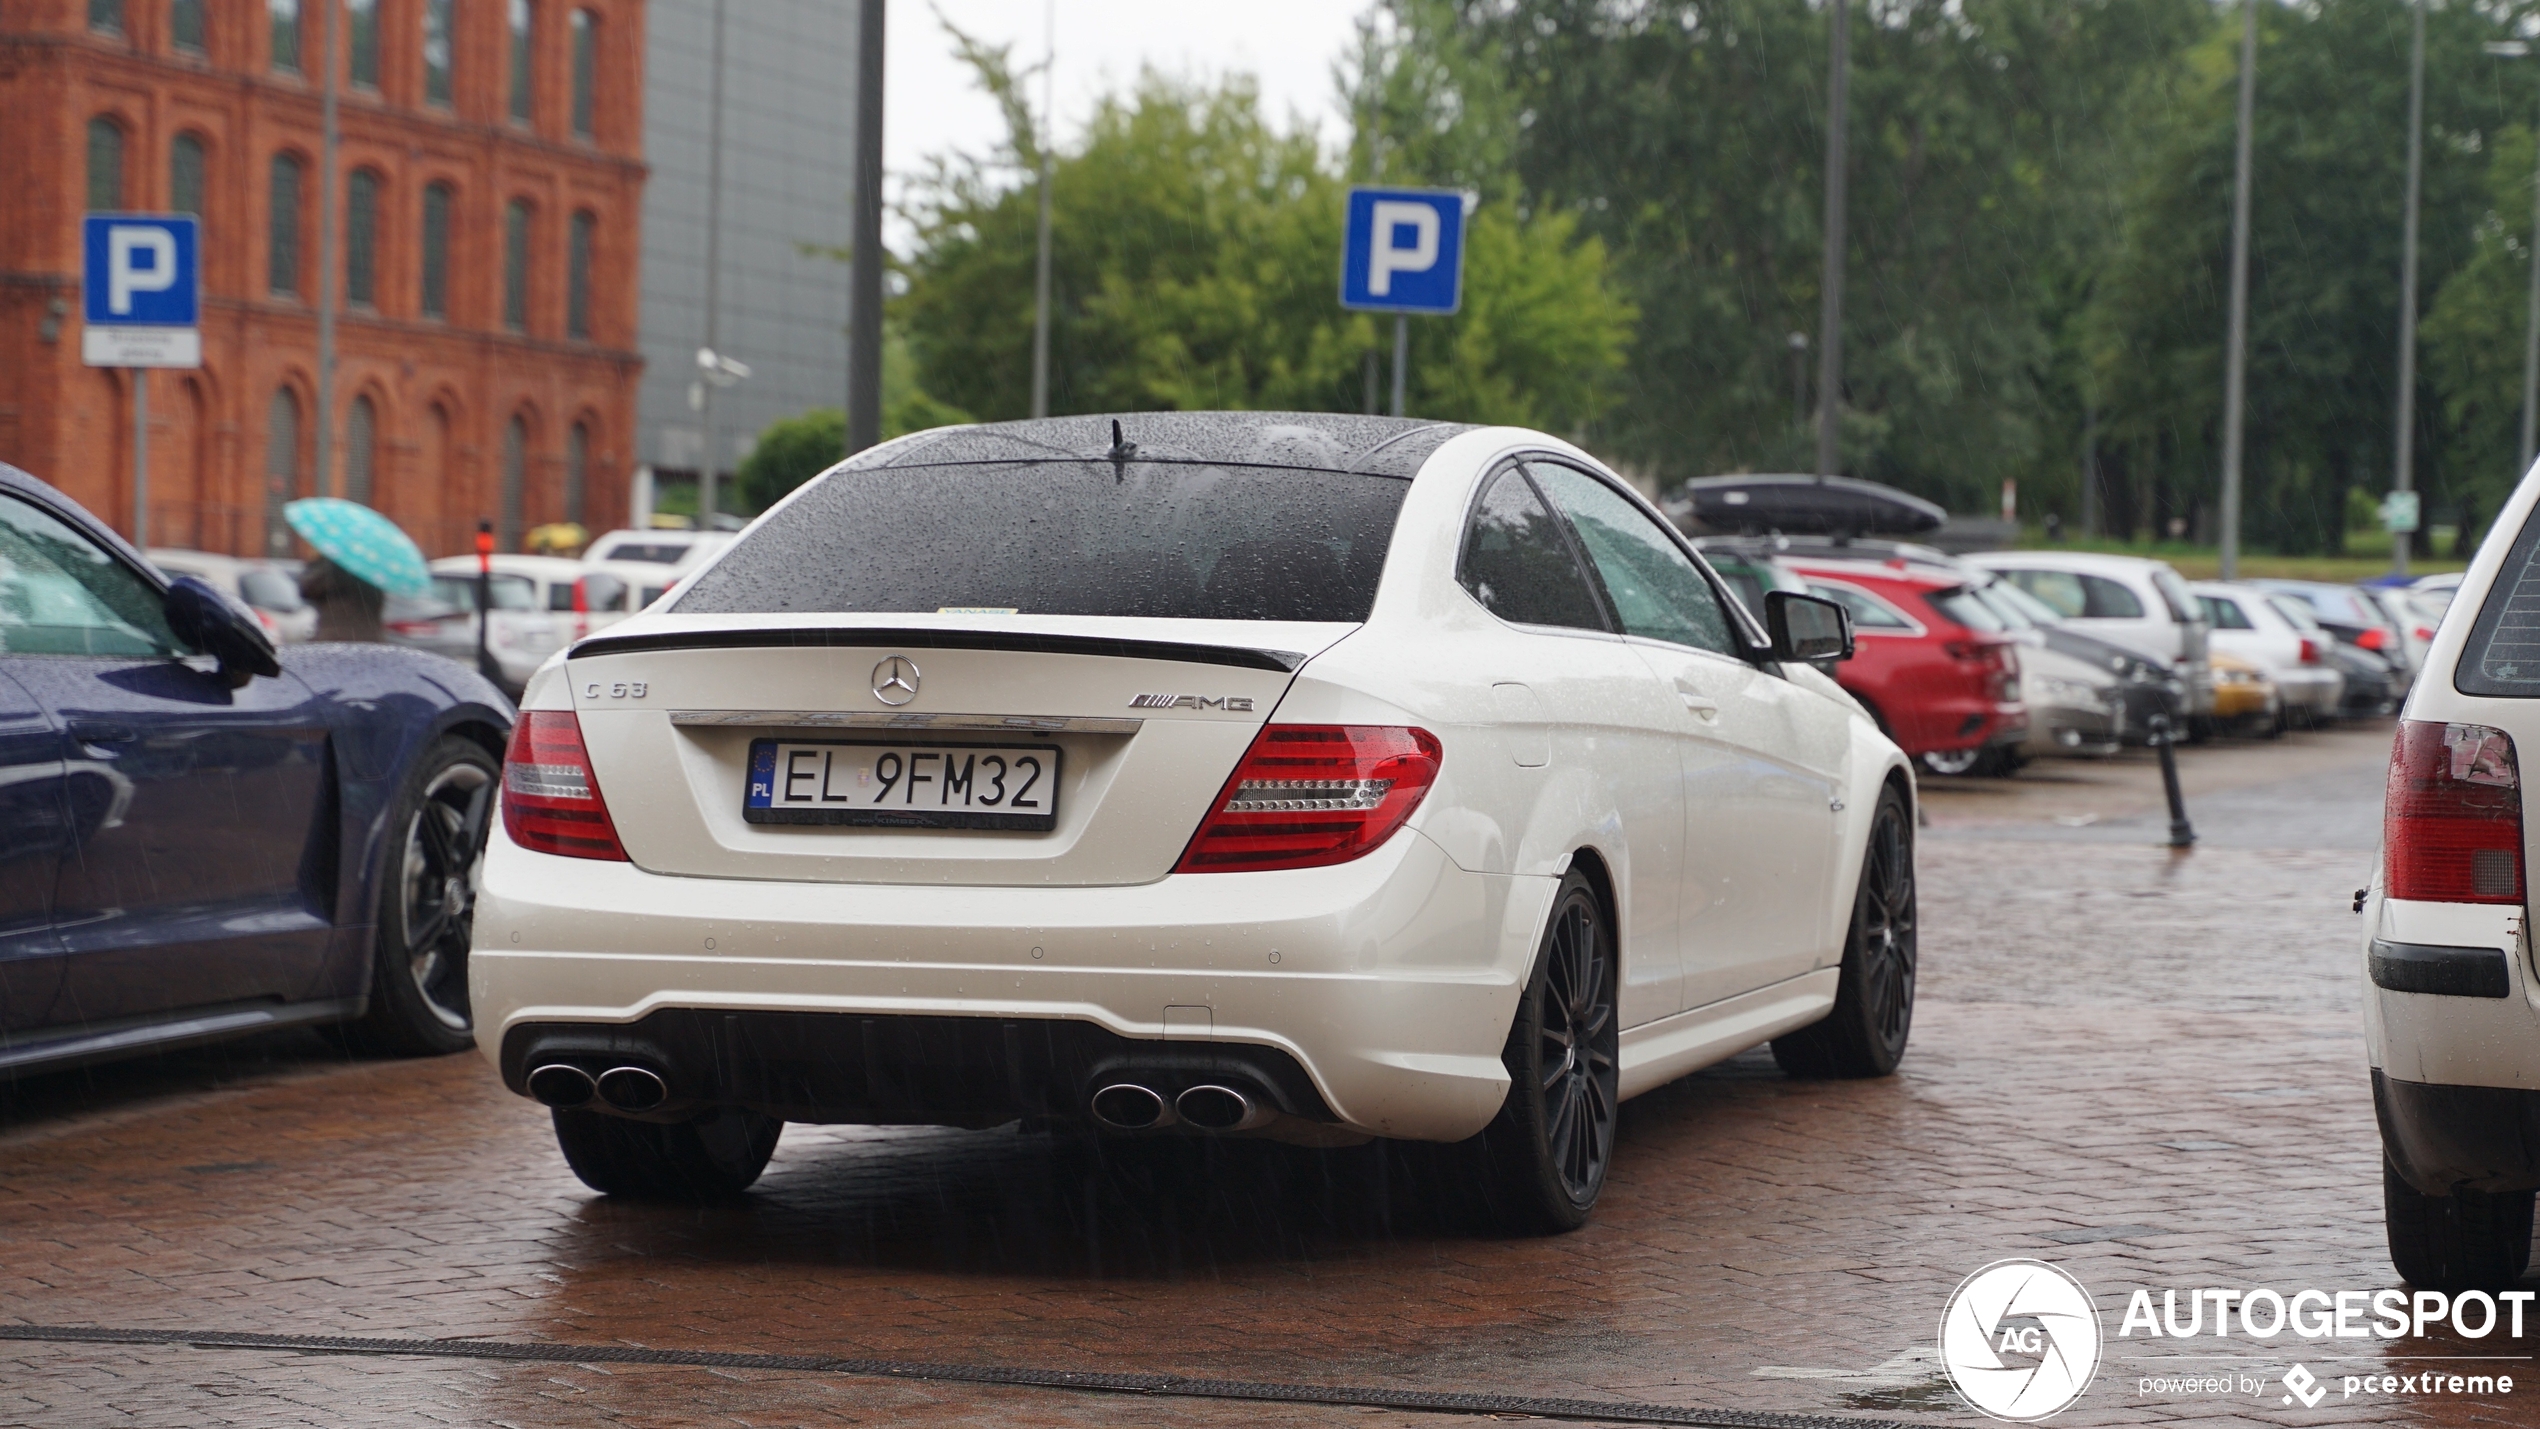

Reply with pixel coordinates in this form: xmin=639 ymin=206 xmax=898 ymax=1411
xmin=1925 ymin=585 xmax=2007 ymax=632
xmin=238 ymin=567 xmax=306 ymax=611
xmin=430 ymin=573 xmax=536 ymax=612
xmin=677 ymin=461 xmax=1409 ymax=622
xmin=593 ymin=540 xmax=693 ymax=564
xmin=2458 ymin=515 xmax=2540 ymax=695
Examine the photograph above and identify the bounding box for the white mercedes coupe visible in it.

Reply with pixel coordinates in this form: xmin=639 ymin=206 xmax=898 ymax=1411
xmin=473 ymin=413 xmax=1918 ymax=1232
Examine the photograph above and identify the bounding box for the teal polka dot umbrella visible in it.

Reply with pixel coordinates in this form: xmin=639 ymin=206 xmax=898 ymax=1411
xmin=282 ymin=498 xmax=432 ymax=599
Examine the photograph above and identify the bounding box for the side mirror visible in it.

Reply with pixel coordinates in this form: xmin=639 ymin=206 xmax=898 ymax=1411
xmin=1765 ymin=589 xmax=1854 ymax=665
xmin=165 ymin=575 xmax=282 ymax=684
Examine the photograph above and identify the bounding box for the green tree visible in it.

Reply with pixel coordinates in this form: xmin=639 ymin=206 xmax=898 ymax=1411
xmin=2089 ymin=0 xmax=2532 ymax=552
xmin=1364 ymin=0 xmax=2206 ymax=512
xmin=896 ymin=27 xmax=1633 ymax=432
xmin=2427 ymin=122 xmax=2540 ymax=536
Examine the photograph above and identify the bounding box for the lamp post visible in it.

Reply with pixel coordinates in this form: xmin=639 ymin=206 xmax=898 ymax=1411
xmin=1029 ymin=0 xmax=1055 ymax=419
xmin=2390 ymin=0 xmax=2427 ymax=577
xmin=2218 ymin=0 xmax=2258 ymax=581
xmin=1814 ymin=0 xmax=1850 ymax=480
xmin=696 ymin=0 xmax=726 ymax=527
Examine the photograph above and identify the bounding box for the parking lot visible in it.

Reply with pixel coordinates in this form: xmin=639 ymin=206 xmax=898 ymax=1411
xmin=3 ymin=721 xmax=2519 ymax=1429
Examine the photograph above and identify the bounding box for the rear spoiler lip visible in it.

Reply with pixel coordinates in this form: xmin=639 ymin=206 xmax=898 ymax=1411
xmin=566 ymin=625 xmax=1309 ymax=673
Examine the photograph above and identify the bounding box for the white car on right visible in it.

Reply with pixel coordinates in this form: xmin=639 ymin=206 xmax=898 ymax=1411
xmin=2188 ymin=582 xmax=2343 ymax=727
xmin=2366 ymin=461 xmax=2540 ymax=1289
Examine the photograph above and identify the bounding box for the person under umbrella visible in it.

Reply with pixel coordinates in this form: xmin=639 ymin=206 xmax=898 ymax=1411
xmin=283 ymin=498 xmax=433 ymax=642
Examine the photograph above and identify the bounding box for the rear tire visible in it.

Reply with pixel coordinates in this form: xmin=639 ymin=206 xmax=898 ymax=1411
xmin=552 ymin=1106 xmax=783 ymax=1200
xmin=1774 ymin=785 xmax=1916 ymax=1079
xmin=340 ymin=735 xmax=498 ymax=1056
xmin=1462 ymin=870 xmax=1618 ymax=1235
xmin=2384 ymin=1158 xmax=2535 ymax=1291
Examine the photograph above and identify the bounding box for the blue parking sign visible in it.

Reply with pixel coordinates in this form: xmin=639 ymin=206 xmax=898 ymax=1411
xmin=83 ymin=213 xmax=199 ymax=327
xmin=1340 ymin=187 xmax=1466 ymax=315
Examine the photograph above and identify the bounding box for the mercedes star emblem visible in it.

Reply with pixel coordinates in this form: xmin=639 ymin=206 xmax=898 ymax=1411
xmin=871 ymin=656 xmax=921 ymax=706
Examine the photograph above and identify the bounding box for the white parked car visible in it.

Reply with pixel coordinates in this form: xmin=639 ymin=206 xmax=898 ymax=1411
xmin=473 ymin=414 xmax=1916 ymax=1229
xmin=2366 ymin=461 xmax=2540 ymax=1289
xmin=2189 ymin=582 xmax=2343 ymax=727
xmin=428 ymin=554 xmax=635 ymax=644
xmin=145 ymin=548 xmax=316 ymax=643
xmin=583 ymin=527 xmax=734 ymax=574
xmin=1965 ymin=551 xmax=2214 ymax=721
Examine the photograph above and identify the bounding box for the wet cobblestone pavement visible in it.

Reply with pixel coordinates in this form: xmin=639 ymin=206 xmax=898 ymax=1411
xmin=5 ymin=723 xmax=2532 ymax=1427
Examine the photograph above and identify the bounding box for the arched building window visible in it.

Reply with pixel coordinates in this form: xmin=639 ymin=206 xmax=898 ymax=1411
xmin=348 ymin=0 xmax=380 ymax=88
xmin=269 ymin=153 xmax=304 ymax=296
xmin=570 ymin=11 xmax=597 ymax=138
xmin=345 ymin=169 xmax=379 ymax=307
xmin=502 ymin=199 xmax=530 ymax=331
xmin=507 ymin=0 xmax=534 ymax=124
xmin=567 ymin=420 xmax=590 ymax=526
xmin=420 ymin=183 xmax=453 ymax=319
xmin=171 ymin=133 xmax=207 ymax=216
xmin=270 ymin=0 xmax=303 ymax=74
xmin=344 ymin=396 xmax=377 ymax=504
xmin=266 ymin=387 xmax=301 ymax=555
xmin=567 ymin=210 xmax=594 ymax=339
xmin=422 ymin=0 xmax=455 ymax=105
xmin=86 ymin=117 xmax=123 ymax=209
xmin=501 ymin=414 xmax=529 ymax=550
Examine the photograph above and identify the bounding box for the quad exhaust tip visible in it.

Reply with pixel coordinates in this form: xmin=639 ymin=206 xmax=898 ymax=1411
xmin=1089 ymin=1083 xmax=1171 ymax=1131
xmin=1175 ymin=1084 xmax=1267 ymax=1132
xmin=595 ymin=1065 xmax=669 ymax=1113
xmin=526 ymin=1063 xmax=596 ymax=1109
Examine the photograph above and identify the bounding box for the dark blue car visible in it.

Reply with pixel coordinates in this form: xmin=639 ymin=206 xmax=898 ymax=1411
xmin=0 ymin=463 xmax=514 ymax=1072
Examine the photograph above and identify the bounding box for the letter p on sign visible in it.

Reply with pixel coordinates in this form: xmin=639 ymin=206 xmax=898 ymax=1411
xmin=108 ymin=226 xmax=178 ymax=315
xmin=1341 ymin=187 xmax=1466 ymax=316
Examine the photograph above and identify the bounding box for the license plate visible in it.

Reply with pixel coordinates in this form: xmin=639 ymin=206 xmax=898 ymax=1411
xmin=743 ymin=739 xmax=1060 ymax=830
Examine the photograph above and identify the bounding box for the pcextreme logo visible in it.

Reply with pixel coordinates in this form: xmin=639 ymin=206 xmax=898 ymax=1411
xmin=1939 ymin=1259 xmax=2103 ymax=1422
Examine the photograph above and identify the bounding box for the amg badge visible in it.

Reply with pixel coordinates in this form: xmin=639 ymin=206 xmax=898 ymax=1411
xmin=1129 ymin=693 xmax=1256 ymax=711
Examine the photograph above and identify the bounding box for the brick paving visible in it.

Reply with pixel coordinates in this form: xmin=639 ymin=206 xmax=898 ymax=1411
xmin=2 ymin=725 xmax=2532 ymax=1427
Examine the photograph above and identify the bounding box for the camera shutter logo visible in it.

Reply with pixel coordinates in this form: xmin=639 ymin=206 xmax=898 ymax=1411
xmin=1938 ymin=1259 xmax=2102 ymax=1422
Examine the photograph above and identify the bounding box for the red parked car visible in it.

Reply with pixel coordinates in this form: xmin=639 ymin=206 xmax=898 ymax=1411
xmin=1782 ymin=554 xmax=2028 ymax=775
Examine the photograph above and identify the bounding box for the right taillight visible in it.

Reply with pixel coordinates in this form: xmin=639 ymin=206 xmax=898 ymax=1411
xmin=2386 ymin=720 xmax=2523 ymax=904
xmin=502 ymin=709 xmax=628 ymax=861
xmin=1174 ymin=724 xmax=1442 ymax=874
xmin=2298 ymin=637 xmax=2321 ymax=665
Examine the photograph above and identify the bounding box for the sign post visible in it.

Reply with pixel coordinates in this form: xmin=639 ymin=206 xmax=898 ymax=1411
xmin=81 ymin=213 xmax=200 ymax=549
xmin=1340 ymin=187 xmax=1468 ymax=418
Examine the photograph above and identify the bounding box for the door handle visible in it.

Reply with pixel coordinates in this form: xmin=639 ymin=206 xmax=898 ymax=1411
xmin=70 ymin=722 xmax=137 ymax=751
xmin=1679 ymin=694 xmax=1720 ymax=721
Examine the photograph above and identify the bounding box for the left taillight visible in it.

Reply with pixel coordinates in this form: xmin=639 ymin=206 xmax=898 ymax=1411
xmin=2385 ymin=719 xmax=2522 ymax=904
xmin=502 ymin=709 xmax=628 ymax=860
xmin=1174 ymin=725 xmax=1442 ymax=874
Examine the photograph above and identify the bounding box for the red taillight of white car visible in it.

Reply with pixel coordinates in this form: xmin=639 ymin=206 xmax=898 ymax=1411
xmin=1175 ymin=725 xmax=1442 ymax=874
xmin=2298 ymin=638 xmax=2321 ymax=665
xmin=502 ymin=710 xmax=628 ymax=861
xmin=2385 ymin=720 xmax=2523 ymax=904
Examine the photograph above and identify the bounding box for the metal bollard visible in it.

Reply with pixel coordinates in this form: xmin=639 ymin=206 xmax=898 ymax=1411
xmin=2148 ymin=713 xmax=2196 ymax=848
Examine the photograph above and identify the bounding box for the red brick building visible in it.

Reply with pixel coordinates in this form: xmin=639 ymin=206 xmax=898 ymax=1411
xmin=0 ymin=0 xmax=644 ymax=557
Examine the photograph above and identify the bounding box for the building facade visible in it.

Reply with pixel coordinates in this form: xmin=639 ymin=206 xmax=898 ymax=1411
xmin=0 ymin=0 xmax=646 ymax=558
xmin=636 ymin=0 xmax=851 ymax=509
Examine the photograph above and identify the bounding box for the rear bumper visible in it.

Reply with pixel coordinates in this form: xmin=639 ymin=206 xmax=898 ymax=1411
xmin=2376 ymin=1069 xmax=2540 ymax=1195
xmin=470 ymin=825 xmax=1553 ymax=1142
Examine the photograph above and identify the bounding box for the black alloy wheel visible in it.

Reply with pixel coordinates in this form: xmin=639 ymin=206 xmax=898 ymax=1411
xmin=1774 ymin=784 xmax=1917 ymax=1078
xmin=1468 ymin=869 xmax=1619 ymax=1234
xmin=344 ymin=735 xmax=499 ymax=1056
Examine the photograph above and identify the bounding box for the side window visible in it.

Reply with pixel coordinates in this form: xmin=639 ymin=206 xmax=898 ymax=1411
xmin=2002 ymin=568 xmax=2084 ymax=618
xmin=2200 ymin=595 xmax=2254 ymax=630
xmin=2080 ymin=574 xmax=2147 ymax=619
xmin=1806 ymin=580 xmax=1915 ymax=630
xmin=0 ymin=494 xmax=184 ymax=657
xmin=1529 ymin=462 xmax=1737 ymax=656
xmin=1457 ymin=468 xmax=1608 ymax=632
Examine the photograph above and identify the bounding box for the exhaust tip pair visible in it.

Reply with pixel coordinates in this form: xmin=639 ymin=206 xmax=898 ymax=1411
xmin=1089 ymin=1082 xmax=1268 ymax=1133
xmin=527 ymin=1063 xmax=667 ymax=1113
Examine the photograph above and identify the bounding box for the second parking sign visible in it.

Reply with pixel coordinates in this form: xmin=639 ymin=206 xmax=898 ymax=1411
xmin=1340 ymin=187 xmax=1467 ymax=316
